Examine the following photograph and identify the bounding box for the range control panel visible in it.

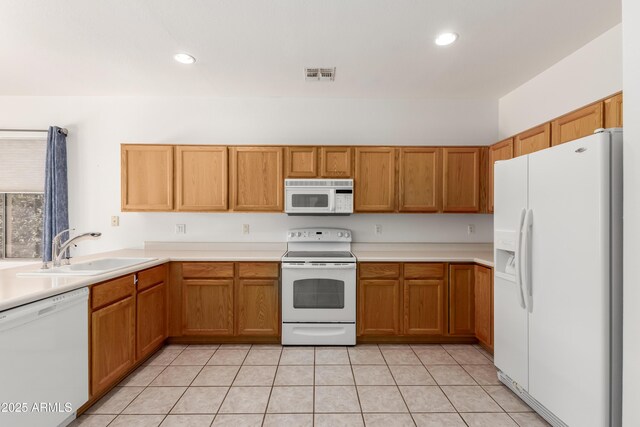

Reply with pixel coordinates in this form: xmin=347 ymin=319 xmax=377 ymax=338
xmin=286 ymin=228 xmax=352 ymax=242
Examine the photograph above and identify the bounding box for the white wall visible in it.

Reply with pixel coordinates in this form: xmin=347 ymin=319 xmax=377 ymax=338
xmin=0 ymin=96 xmax=496 ymax=254
xmin=622 ymin=1 xmax=639 ymax=425
xmin=498 ymin=24 xmax=622 ymax=138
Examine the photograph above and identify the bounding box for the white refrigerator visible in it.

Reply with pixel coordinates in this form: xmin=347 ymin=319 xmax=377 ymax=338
xmin=493 ymin=129 xmax=622 ymax=427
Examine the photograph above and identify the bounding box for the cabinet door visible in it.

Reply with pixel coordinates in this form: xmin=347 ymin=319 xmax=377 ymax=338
xmin=354 ymin=147 xmax=396 ymax=212
xmin=182 ymin=279 xmax=234 ymax=335
xmin=604 ymin=93 xmax=623 ymax=128
xmin=552 ymin=102 xmax=603 ymax=146
xmin=515 ymin=123 xmax=551 ymax=156
xmin=399 ymin=147 xmax=442 ymax=212
xmin=230 ymin=147 xmax=283 ymax=211
xmin=404 ymin=279 xmax=446 ymax=335
xmin=320 ymin=146 xmax=352 ymax=178
xmin=91 ymin=296 xmax=136 ymax=396
xmin=488 ymin=139 xmax=514 ymax=213
xmin=474 ymin=265 xmax=492 ymax=348
xmin=285 ymin=146 xmax=318 ymax=178
xmin=176 ymin=146 xmax=228 ymax=211
xmin=358 ymin=279 xmax=401 ymax=335
xmin=121 ymin=145 xmax=173 ymax=211
xmin=236 ymin=279 xmax=279 ymax=336
xmin=137 ymin=281 xmax=167 ymax=360
xmin=442 ymin=147 xmax=481 ymax=213
xmin=449 ymin=265 xmax=475 ymax=335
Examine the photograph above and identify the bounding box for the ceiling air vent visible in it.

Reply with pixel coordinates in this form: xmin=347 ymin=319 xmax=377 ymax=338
xmin=305 ymin=67 xmax=336 ymax=82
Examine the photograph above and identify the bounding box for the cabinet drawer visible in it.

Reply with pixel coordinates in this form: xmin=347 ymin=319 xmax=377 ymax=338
xmin=403 ymin=263 xmax=445 ymax=279
xmin=137 ymin=264 xmax=167 ymax=291
xmin=359 ymin=263 xmax=401 ymax=279
xmin=238 ymin=262 xmax=279 ymax=278
xmin=92 ymin=275 xmax=135 ymax=310
xmin=182 ymin=262 xmax=234 ymax=278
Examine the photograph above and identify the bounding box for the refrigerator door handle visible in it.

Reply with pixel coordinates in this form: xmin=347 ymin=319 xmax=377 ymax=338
xmin=522 ymin=208 xmax=534 ymax=312
xmin=516 ymin=208 xmax=527 ymax=309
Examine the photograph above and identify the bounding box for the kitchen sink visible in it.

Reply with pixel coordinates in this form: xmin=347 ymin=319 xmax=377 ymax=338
xmin=17 ymin=257 xmax=157 ymax=277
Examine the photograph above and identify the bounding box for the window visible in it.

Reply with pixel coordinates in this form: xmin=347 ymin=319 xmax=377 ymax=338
xmin=0 ymin=136 xmax=46 ymax=259
xmin=0 ymin=194 xmax=44 ymax=258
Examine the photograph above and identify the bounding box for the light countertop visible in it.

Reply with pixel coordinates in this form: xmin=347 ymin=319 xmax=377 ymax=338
xmin=0 ymin=242 xmax=493 ymax=312
xmin=352 ymin=243 xmax=494 ymax=267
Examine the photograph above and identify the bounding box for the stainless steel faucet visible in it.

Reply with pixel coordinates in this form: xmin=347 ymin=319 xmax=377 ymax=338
xmin=51 ymin=229 xmax=102 ymax=267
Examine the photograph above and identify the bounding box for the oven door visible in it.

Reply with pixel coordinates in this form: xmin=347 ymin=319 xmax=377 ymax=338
xmin=285 ymin=188 xmax=334 ymax=214
xmin=281 ymin=263 xmax=356 ymax=323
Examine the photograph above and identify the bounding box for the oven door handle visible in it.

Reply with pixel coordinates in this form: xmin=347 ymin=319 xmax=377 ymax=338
xmin=281 ymin=263 xmax=356 ymax=270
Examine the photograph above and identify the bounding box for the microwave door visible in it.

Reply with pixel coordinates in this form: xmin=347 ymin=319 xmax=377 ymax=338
xmin=287 ymin=189 xmax=333 ymax=213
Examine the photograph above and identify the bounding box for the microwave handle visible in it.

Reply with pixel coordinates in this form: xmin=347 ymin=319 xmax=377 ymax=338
xmin=329 ymin=189 xmax=336 ymax=212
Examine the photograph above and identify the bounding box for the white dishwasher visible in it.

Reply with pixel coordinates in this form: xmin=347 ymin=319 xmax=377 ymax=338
xmin=0 ymin=287 xmax=89 ymax=427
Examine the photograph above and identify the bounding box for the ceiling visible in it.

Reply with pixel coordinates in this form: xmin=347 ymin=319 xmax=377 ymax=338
xmin=0 ymin=0 xmax=621 ymax=98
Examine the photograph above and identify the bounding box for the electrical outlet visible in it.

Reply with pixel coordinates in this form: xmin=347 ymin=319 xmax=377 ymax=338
xmin=467 ymin=224 xmax=475 ymax=235
xmin=375 ymin=224 xmax=382 ymax=235
xmin=110 ymin=216 xmax=119 ymax=227
xmin=175 ymin=224 xmax=186 ymax=234
xmin=243 ymin=224 xmax=250 ymax=235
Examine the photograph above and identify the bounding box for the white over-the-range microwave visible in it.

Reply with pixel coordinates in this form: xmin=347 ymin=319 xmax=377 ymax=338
xmin=284 ymin=179 xmax=353 ymax=215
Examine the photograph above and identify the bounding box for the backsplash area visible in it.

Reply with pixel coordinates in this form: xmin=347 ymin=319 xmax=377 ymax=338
xmin=74 ymin=213 xmax=493 ymax=256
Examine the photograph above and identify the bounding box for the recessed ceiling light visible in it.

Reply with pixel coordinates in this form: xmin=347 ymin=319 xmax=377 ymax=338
xmin=174 ymin=53 xmax=196 ymax=64
xmin=435 ymin=32 xmax=458 ymax=46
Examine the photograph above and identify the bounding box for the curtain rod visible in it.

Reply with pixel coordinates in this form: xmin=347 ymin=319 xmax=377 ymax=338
xmin=0 ymin=128 xmax=68 ymax=135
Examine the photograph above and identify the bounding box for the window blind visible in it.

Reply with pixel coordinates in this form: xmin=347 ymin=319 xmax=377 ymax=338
xmin=0 ymin=138 xmax=46 ymax=192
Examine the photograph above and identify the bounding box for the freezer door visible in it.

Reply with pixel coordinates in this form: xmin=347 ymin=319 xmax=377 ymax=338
xmin=527 ymin=133 xmax=610 ymax=426
xmin=493 ymin=155 xmax=529 ymax=390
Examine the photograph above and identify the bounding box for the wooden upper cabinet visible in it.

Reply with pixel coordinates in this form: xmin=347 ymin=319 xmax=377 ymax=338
xmin=229 ymin=147 xmax=283 ymax=212
xmin=449 ymin=264 xmax=475 ymax=336
xmin=488 ymin=139 xmax=514 ymax=213
xmin=320 ymin=146 xmax=353 ymax=178
xmin=354 ymin=147 xmax=396 ymax=212
xmin=604 ymin=93 xmax=623 ymax=128
xmin=514 ymin=123 xmax=550 ymax=156
xmin=285 ymin=146 xmax=318 ymax=178
xmin=442 ymin=147 xmax=480 ymax=213
xmin=552 ymin=102 xmax=603 ymax=146
xmin=121 ymin=145 xmax=173 ymax=211
xmin=398 ymin=147 xmax=442 ymax=212
xmin=176 ymin=146 xmax=228 ymax=211
xmin=474 ymin=265 xmax=492 ymax=349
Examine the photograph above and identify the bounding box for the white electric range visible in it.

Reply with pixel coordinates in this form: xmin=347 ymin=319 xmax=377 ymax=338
xmin=281 ymin=228 xmax=356 ymax=345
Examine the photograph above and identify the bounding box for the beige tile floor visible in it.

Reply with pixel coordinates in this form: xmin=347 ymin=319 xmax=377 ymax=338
xmin=72 ymin=343 xmax=550 ymax=427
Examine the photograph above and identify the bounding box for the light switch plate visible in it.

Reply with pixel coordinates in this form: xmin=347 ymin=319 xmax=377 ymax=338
xmin=175 ymin=224 xmax=186 ymax=234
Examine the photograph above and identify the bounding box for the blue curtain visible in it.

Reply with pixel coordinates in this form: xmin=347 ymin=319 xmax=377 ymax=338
xmin=42 ymin=126 xmax=69 ymax=262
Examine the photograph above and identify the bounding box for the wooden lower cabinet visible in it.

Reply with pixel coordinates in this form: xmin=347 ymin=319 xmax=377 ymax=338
xmin=136 ymin=281 xmax=167 ymax=359
xmin=91 ymin=295 xmax=136 ymax=396
xmin=449 ymin=264 xmax=475 ymax=336
xmin=176 ymin=262 xmax=280 ymax=338
xmin=90 ymin=265 xmax=168 ymax=397
xmin=358 ymin=279 xmax=402 ymax=335
xmin=182 ymin=279 xmax=235 ymax=336
xmin=236 ymin=279 xmax=279 ymax=336
xmin=474 ymin=265 xmax=492 ymax=349
xmin=359 ymin=262 xmax=448 ymax=338
xmin=404 ymin=279 xmax=446 ymax=335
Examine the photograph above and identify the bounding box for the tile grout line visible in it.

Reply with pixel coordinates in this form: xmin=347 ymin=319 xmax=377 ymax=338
xmin=260 ymin=345 xmax=283 ymax=427
xmin=105 ymin=344 xmax=188 ymax=426
xmin=347 ymin=345 xmax=366 ymax=425
xmin=213 ymin=344 xmax=252 ymax=426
